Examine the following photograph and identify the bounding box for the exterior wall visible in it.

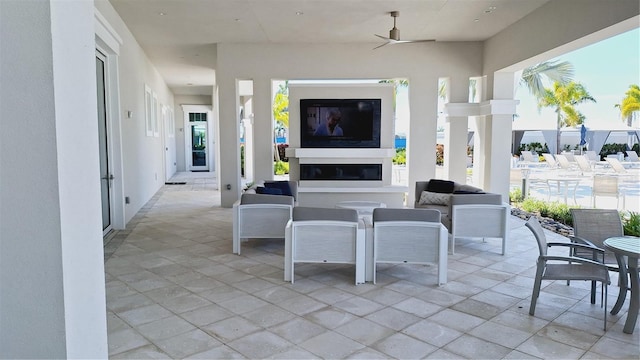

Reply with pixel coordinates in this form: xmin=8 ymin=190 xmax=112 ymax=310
xmin=0 ymin=0 xmax=107 ymax=357
xmin=216 ymin=42 xmax=484 ymax=207
xmin=95 ymin=0 xmax=175 ymax=224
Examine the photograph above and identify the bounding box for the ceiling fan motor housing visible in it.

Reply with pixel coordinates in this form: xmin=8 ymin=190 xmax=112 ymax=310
xmin=390 ymin=27 xmax=400 ymax=41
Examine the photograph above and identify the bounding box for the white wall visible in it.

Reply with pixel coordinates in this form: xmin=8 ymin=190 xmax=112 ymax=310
xmin=1 ymin=0 xmax=107 ymax=357
xmin=95 ymin=0 xmax=175 ymax=223
xmin=174 ymin=95 xmax=213 ymax=171
xmin=216 ymin=42 xmax=484 ymax=207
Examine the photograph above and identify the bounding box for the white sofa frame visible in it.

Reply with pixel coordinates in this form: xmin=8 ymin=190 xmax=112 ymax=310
xmin=373 ymin=221 xmax=448 ymax=285
xmin=284 ymin=219 xmax=365 ymax=285
xmin=450 ymin=203 xmax=510 ymax=255
xmin=232 ymin=199 xmax=293 ymax=255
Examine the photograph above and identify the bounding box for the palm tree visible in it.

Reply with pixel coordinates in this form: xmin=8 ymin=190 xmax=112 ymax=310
xmin=520 ymin=60 xmax=575 ymax=100
xmin=615 ymin=84 xmax=640 ymax=127
xmin=537 ymin=81 xmax=596 ymax=153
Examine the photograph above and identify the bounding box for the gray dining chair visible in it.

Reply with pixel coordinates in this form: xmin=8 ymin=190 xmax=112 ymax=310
xmin=525 ymin=216 xmax=610 ymax=330
xmin=570 ymin=208 xmax=627 ymax=312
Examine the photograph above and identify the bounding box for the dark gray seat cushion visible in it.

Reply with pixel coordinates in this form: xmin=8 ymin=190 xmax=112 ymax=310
xmin=293 ymin=207 xmax=358 ymax=222
xmin=240 ymin=193 xmax=294 ymax=206
xmin=373 ymin=208 xmax=441 ymax=223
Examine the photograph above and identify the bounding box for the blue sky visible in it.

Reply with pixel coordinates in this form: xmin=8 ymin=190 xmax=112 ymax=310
xmin=394 ymin=28 xmax=639 ymax=134
xmin=514 ymin=28 xmax=639 ymax=130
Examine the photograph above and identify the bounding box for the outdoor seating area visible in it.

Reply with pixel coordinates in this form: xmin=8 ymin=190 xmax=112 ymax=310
xmin=103 ymin=175 xmax=640 ymax=358
xmin=512 ymin=152 xmax=640 ymax=211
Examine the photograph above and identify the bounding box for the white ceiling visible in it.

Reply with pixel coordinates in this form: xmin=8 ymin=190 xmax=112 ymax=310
xmin=108 ymin=0 xmax=550 ymax=95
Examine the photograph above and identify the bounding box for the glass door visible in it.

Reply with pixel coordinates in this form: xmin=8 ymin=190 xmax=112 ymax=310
xmin=189 ymin=121 xmax=208 ymax=171
xmin=96 ymin=50 xmax=113 ymax=235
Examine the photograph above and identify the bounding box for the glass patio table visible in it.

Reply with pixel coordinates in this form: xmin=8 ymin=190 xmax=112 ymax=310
xmin=604 ymin=236 xmax=640 ymax=334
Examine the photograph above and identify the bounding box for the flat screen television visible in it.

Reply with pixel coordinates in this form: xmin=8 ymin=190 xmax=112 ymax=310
xmin=300 ymin=99 xmax=381 ymax=148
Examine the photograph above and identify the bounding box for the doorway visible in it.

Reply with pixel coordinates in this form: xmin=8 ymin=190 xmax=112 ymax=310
xmin=182 ymin=105 xmax=214 ymax=172
xmin=96 ymin=50 xmax=113 ymax=235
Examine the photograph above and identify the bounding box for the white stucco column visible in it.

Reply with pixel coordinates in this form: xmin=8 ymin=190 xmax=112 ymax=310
xmin=218 ymin=77 xmax=242 ymax=207
xmin=407 ymin=75 xmax=440 ymax=205
xmin=252 ymin=78 xmax=275 ymax=181
xmin=443 ymin=107 xmax=472 ymax=184
xmin=1 ymin=1 xmax=107 ymax=357
xmin=476 ymin=100 xmax=519 ymax=200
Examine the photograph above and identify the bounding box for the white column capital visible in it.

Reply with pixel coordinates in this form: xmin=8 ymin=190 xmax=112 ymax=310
xmin=479 ymin=99 xmax=519 ymax=116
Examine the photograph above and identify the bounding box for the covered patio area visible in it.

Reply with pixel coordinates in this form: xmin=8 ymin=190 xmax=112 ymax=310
xmin=105 ymin=176 xmax=639 ymax=358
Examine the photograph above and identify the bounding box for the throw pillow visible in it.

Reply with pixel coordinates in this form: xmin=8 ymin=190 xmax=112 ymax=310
xmin=426 ymin=179 xmax=455 ymax=193
xmin=256 ymin=186 xmax=283 ymax=195
xmin=453 ymin=190 xmax=486 ymax=194
xmin=455 ymin=184 xmax=483 ymax=193
xmin=418 ymin=191 xmax=451 ymax=206
xmin=264 ymin=181 xmax=293 ymax=197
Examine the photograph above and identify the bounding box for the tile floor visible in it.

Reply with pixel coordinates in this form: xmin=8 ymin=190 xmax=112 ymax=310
xmin=105 ymin=174 xmax=639 ymax=359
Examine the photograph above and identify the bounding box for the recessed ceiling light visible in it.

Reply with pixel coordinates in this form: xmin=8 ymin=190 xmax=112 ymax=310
xmin=234 ymin=18 xmax=241 ymax=22
xmin=158 ymin=12 xmax=166 ymax=16
xmin=474 ymin=18 xmax=480 ymax=22
xmin=295 ymin=11 xmax=304 ymax=15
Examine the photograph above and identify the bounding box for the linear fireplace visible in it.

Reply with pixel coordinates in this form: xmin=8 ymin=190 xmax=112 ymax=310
xmin=300 ymin=164 xmax=382 ymax=181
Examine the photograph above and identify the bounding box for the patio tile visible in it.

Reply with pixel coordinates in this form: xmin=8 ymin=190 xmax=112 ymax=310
xmin=303 ymin=307 xmax=358 ymax=329
xmin=444 ymin=334 xmax=512 ymax=359
xmin=334 ymin=318 xmax=395 ymax=346
xmin=590 ymin=336 xmax=640 ymax=359
xmin=154 ymin=328 xmax=222 ymax=358
xmin=373 ymin=333 xmax=437 ymax=359
xmin=136 ymin=315 xmax=195 ymax=341
xmin=118 ymin=304 xmax=173 ymax=326
xmin=333 ymin=296 xmax=385 ymax=316
xmin=429 ymin=309 xmax=485 ymax=332
xmin=402 ymin=319 xmax=462 ymax=347
xmin=269 ymin=317 xmax=326 ymax=344
xmin=111 ymin=344 xmax=171 ymax=359
xmin=179 ymin=303 xmax=234 ymax=327
xmin=468 ymin=321 xmax=533 ymax=348
xmin=536 ymin=324 xmax=599 ymax=349
xmin=227 ymin=331 xmax=293 ymax=358
xmin=202 ymin=316 xmax=261 ymax=342
xmin=365 ymin=307 xmax=421 ymax=331
xmin=108 ymin=328 xmax=151 ymax=356
xmin=299 ymin=331 xmax=364 ymax=359
xmin=516 ymin=334 xmax=586 ymax=359
xmin=243 ymin=304 xmax=297 ymax=328
xmin=391 ymin=297 xmax=442 ymax=317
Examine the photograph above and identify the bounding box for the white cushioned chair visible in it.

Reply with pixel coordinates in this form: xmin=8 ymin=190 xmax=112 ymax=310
xmin=284 ymin=207 xmax=364 ymax=284
xmin=233 ymin=193 xmax=294 ymax=255
xmin=450 ymin=195 xmax=509 ymax=255
xmin=372 ymin=208 xmax=448 ymax=285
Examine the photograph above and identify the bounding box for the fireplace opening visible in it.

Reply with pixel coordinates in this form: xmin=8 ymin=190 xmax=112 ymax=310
xmin=300 ymin=164 xmax=382 ymax=181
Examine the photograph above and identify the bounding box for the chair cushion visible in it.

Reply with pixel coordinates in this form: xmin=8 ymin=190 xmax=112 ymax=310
xmin=264 ymin=181 xmax=293 ymax=197
xmin=373 ymin=208 xmax=441 ymax=222
xmin=240 ymin=193 xmax=294 ymax=205
xmin=293 ymin=207 xmax=358 ymax=222
xmin=426 ymin=179 xmax=455 ymax=193
xmin=418 ymin=191 xmax=451 ymax=206
xmin=256 ymin=186 xmax=283 ymax=195
xmin=454 ymin=184 xmax=484 ymax=193
xmin=453 ymin=190 xmax=485 ymax=194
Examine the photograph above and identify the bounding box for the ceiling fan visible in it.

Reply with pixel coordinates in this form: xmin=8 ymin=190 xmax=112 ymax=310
xmin=374 ymin=11 xmax=435 ymax=50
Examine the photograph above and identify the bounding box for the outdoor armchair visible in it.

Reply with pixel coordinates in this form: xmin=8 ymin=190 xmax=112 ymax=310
xmin=284 ymin=207 xmax=364 ymax=284
xmin=372 ymin=208 xmax=448 ymax=285
xmin=570 ymin=208 xmax=627 ymax=312
xmin=450 ymin=195 xmax=509 ymax=255
xmin=525 ymin=216 xmax=610 ymax=330
xmin=233 ymin=193 xmax=294 ymax=255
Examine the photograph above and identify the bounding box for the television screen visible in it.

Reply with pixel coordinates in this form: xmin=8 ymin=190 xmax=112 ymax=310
xmin=300 ymin=99 xmax=381 ymax=148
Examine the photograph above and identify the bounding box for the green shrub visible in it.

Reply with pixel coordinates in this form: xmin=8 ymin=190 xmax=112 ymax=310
xmin=517 ymin=198 xmax=575 ymax=226
xmin=621 ymin=211 xmax=640 ymax=237
xmin=509 ymin=188 xmax=523 ymax=204
xmin=393 ymin=147 xmax=406 ymax=165
xmin=274 ymin=160 xmax=289 ymax=175
xmin=599 ymin=143 xmax=628 ymax=159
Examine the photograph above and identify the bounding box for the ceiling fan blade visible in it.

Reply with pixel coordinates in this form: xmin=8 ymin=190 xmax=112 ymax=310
xmin=372 ymin=41 xmax=390 ymax=50
xmin=375 ymin=34 xmax=390 ymax=41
